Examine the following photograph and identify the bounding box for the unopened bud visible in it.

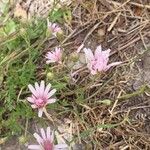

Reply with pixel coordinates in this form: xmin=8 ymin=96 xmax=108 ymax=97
xmin=47 ymin=72 xmax=54 ymax=80
xmin=19 ymin=136 xmax=27 ymax=144
xmin=70 ymin=52 xmax=79 ymax=62
xmin=98 ymin=99 xmax=111 ymax=106
xmin=57 ymin=30 xmax=64 ymax=41
xmin=46 ymin=29 xmax=52 ymax=38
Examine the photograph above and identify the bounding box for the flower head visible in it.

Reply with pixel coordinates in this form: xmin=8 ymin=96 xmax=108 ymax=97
xmin=46 ymin=47 xmax=62 ymax=64
xmin=47 ymin=19 xmax=62 ymax=37
xmin=83 ymin=45 xmax=122 ymax=75
xmin=28 ymin=127 xmax=68 ymax=150
xmin=27 ymin=81 xmax=56 ymax=117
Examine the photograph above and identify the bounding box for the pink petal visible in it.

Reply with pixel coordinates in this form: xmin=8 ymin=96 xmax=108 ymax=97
xmin=39 ymin=81 xmax=45 ymax=97
xmin=46 ymin=60 xmax=56 ymax=64
xmin=95 ymin=60 xmax=107 ymax=72
xmin=52 ymin=23 xmax=56 ymax=29
xmin=28 ymin=145 xmax=41 ymax=150
xmin=27 ymin=97 xmax=34 ymax=103
xmin=95 ymin=45 xmax=102 ymax=56
xmin=97 ymin=64 xmax=107 ymax=72
xmin=47 ymin=89 xmax=56 ymax=99
xmin=50 ymin=131 xmax=54 ymax=141
xmin=55 ymin=47 xmax=60 ymax=53
xmin=45 ymin=52 xmax=52 ymax=57
xmin=47 ymin=98 xmax=56 ymax=104
xmin=34 ymin=82 xmax=40 ymax=95
xmin=28 ymin=84 xmax=37 ymax=96
xmin=54 ymin=144 xmax=68 ymax=149
xmin=46 ymin=52 xmax=55 ymax=59
xmin=106 ymin=61 xmax=122 ymax=70
xmin=46 ymin=127 xmax=51 ymax=140
xmin=55 ymin=48 xmax=61 ymax=60
xmin=33 ymin=133 xmax=43 ymax=144
xmin=53 ymin=25 xmax=61 ymax=32
xmin=83 ymin=48 xmax=94 ymax=62
xmin=40 ymin=128 xmax=46 ymax=140
xmin=46 ymin=52 xmax=57 ymax=63
xmin=44 ymin=83 xmax=51 ymax=97
xmin=101 ymin=49 xmax=111 ymax=58
xmin=38 ymin=108 xmax=43 ymax=117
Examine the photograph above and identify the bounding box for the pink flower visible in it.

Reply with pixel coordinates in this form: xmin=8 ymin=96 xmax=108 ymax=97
xmin=46 ymin=47 xmax=62 ymax=64
xmin=28 ymin=127 xmax=68 ymax=150
xmin=83 ymin=45 xmax=122 ymax=75
xmin=47 ymin=19 xmax=62 ymax=37
xmin=27 ymin=81 xmax=56 ymax=117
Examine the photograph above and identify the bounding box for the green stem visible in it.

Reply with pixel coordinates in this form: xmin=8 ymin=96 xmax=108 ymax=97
xmin=118 ymin=85 xmax=147 ymax=100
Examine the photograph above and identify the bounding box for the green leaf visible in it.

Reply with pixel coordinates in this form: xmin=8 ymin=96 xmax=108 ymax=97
xmin=4 ymin=20 xmax=17 ymax=35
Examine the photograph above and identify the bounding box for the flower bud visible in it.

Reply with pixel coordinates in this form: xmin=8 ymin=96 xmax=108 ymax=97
xmin=98 ymin=99 xmax=111 ymax=106
xmin=46 ymin=29 xmax=52 ymax=38
xmin=56 ymin=30 xmax=64 ymax=41
xmin=19 ymin=136 xmax=27 ymax=144
xmin=47 ymin=72 xmax=54 ymax=80
xmin=70 ymin=52 xmax=79 ymax=62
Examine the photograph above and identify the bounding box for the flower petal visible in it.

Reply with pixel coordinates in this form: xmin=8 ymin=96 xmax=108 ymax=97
xmin=54 ymin=144 xmax=68 ymax=149
xmin=33 ymin=133 xmax=43 ymax=144
xmin=83 ymin=48 xmax=94 ymax=62
xmin=52 ymin=23 xmax=56 ymax=29
xmin=39 ymin=80 xmax=45 ymax=97
xmin=38 ymin=108 xmax=43 ymax=117
xmin=47 ymin=98 xmax=56 ymax=104
xmin=46 ymin=127 xmax=51 ymax=140
xmin=40 ymin=128 xmax=46 ymax=140
xmin=46 ymin=52 xmax=57 ymax=63
xmin=46 ymin=60 xmax=56 ymax=64
xmin=44 ymin=83 xmax=51 ymax=97
xmin=34 ymin=82 xmax=40 ymax=96
xmin=27 ymin=97 xmax=34 ymax=103
xmin=95 ymin=45 xmax=102 ymax=56
xmin=106 ymin=61 xmax=122 ymax=70
xmin=45 ymin=52 xmax=53 ymax=58
xmin=101 ymin=49 xmax=111 ymax=59
xmin=47 ymin=89 xmax=56 ymax=99
xmin=28 ymin=145 xmax=41 ymax=150
xmin=28 ymin=84 xmax=37 ymax=96
xmin=55 ymin=47 xmax=60 ymax=53
xmin=55 ymin=47 xmax=62 ymax=62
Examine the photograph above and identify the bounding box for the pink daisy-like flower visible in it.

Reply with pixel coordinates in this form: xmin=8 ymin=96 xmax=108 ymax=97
xmin=46 ymin=47 xmax=62 ymax=64
xmin=47 ymin=19 xmax=62 ymax=37
xmin=28 ymin=127 xmax=68 ymax=150
xmin=83 ymin=45 xmax=122 ymax=75
xmin=27 ymin=81 xmax=56 ymax=117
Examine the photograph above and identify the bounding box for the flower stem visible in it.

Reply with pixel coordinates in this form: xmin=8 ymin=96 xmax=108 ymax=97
xmin=43 ymin=107 xmax=55 ymax=125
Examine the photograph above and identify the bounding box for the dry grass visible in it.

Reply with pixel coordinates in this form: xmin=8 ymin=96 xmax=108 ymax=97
xmin=45 ymin=0 xmax=150 ymax=149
